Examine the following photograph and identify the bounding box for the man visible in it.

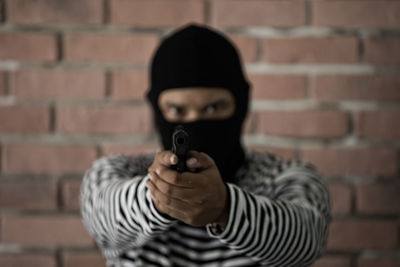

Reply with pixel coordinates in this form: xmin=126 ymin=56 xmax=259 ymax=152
xmin=81 ymin=24 xmax=331 ymax=266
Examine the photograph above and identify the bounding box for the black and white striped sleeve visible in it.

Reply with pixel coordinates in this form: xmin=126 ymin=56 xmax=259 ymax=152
xmin=80 ymin=155 xmax=175 ymax=259
xmin=207 ymin=160 xmax=331 ymax=267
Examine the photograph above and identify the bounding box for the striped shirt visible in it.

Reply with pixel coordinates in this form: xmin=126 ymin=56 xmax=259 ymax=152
xmin=80 ymin=152 xmax=331 ymax=267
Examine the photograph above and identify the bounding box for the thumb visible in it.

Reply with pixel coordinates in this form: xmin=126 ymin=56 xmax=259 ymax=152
xmin=186 ymin=150 xmax=215 ymax=170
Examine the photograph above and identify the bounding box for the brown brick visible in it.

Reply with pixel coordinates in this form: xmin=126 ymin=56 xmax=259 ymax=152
xmin=302 ymin=147 xmax=397 ymax=177
xmin=329 ymin=184 xmax=351 ymax=215
xmin=327 ymin=220 xmax=398 ymax=250
xmin=356 ymin=184 xmax=400 ymax=215
xmin=248 ymin=146 xmax=296 ymax=160
xmin=229 ymin=35 xmax=258 ymax=63
xmin=257 ymin=110 xmax=349 ymax=138
xmin=62 ymin=251 xmax=105 ymax=267
xmin=211 ymin=0 xmax=306 ymax=27
xmin=1 ymin=215 xmax=93 ymax=247
xmin=312 ymin=256 xmax=351 ymax=267
xmin=249 ymin=74 xmax=306 ymax=100
xmin=364 ymin=37 xmax=400 ymax=64
xmin=0 ymin=106 xmax=50 ymax=133
xmin=102 ymin=144 xmax=160 ymax=156
xmin=57 ymin=105 xmax=152 ymax=135
xmin=356 ymin=111 xmax=400 ymax=140
xmin=110 ymin=0 xmax=203 ymax=26
xmin=0 ymin=254 xmax=56 ymax=267
xmin=0 ymin=179 xmax=57 ymax=210
xmin=2 ymin=144 xmax=97 ymax=174
xmin=7 ymin=0 xmax=103 ymax=25
xmin=358 ymin=258 xmax=400 ymax=267
xmin=312 ymin=1 xmax=400 ymax=28
xmin=0 ymin=72 xmax=5 ymax=95
xmin=263 ymin=37 xmax=357 ymax=63
xmin=310 ymin=74 xmax=400 ymax=102
xmin=10 ymin=70 xmax=106 ymax=100
xmin=111 ymin=70 xmax=148 ymax=100
xmin=62 ymin=179 xmax=82 ymax=210
xmin=64 ymin=33 xmax=159 ymax=64
xmin=0 ymin=32 xmax=57 ymax=61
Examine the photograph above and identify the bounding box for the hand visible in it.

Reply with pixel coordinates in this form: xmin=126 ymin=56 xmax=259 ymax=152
xmin=146 ymin=150 xmax=229 ymax=228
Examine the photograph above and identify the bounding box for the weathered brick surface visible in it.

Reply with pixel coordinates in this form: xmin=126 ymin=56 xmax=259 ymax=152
xmin=0 ymin=179 xmax=57 ymax=210
xmin=0 ymin=32 xmax=57 ymax=61
xmin=6 ymin=0 xmax=103 ymax=25
xmin=312 ymin=256 xmax=351 ymax=267
xmin=248 ymin=146 xmax=296 ymax=160
xmin=2 ymin=144 xmax=97 ymax=174
xmin=229 ymin=35 xmax=258 ymax=63
xmin=302 ymin=148 xmax=397 ymax=176
xmin=61 ymin=179 xmax=82 ymax=210
xmin=356 ymin=184 xmax=400 ymax=215
xmin=0 ymin=106 xmax=50 ymax=133
xmin=0 ymin=72 xmax=5 ymax=95
xmin=249 ymin=74 xmax=306 ymax=100
xmin=257 ymin=110 xmax=349 ymax=138
xmin=312 ymin=1 xmax=400 ymax=28
xmin=329 ymin=184 xmax=352 ymax=214
xmin=110 ymin=0 xmax=204 ymax=27
xmin=111 ymin=70 xmax=148 ymax=100
xmin=64 ymin=33 xmax=159 ymax=63
xmin=327 ymin=220 xmax=398 ymax=250
xmin=364 ymin=37 xmax=400 ymax=64
xmin=211 ymin=0 xmax=306 ymax=27
xmin=310 ymin=74 xmax=400 ymax=101
xmin=57 ymin=105 xmax=152 ymax=135
xmin=1 ymin=215 xmax=93 ymax=247
xmin=358 ymin=258 xmax=400 ymax=267
xmin=62 ymin=251 xmax=106 ymax=267
xmin=102 ymin=143 xmax=160 ymax=156
xmin=356 ymin=111 xmax=400 ymax=140
xmin=10 ymin=70 xmax=106 ymax=100
xmin=0 ymin=254 xmax=56 ymax=267
xmin=263 ymin=37 xmax=358 ymax=63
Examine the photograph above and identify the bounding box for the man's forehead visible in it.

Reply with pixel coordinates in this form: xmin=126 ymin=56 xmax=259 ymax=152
xmin=159 ymin=87 xmax=233 ymax=103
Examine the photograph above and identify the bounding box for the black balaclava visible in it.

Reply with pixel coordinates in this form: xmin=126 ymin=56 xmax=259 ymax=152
xmin=146 ymin=23 xmax=250 ymax=182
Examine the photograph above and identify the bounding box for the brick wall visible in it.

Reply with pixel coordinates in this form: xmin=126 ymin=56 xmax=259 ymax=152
xmin=0 ymin=1 xmax=399 ymax=267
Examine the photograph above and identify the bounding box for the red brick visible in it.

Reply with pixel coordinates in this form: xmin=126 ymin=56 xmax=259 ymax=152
xmin=248 ymin=146 xmax=296 ymax=160
xmin=211 ymin=0 xmax=306 ymax=27
xmin=110 ymin=0 xmax=204 ymax=27
xmin=1 ymin=215 xmax=93 ymax=247
xmin=62 ymin=179 xmax=82 ymax=210
xmin=2 ymin=144 xmax=97 ymax=174
xmin=364 ymin=37 xmax=400 ymax=64
xmin=257 ymin=110 xmax=348 ymax=138
xmin=329 ymin=184 xmax=351 ymax=214
xmin=64 ymin=33 xmax=159 ymax=64
xmin=358 ymin=258 xmax=400 ymax=267
xmin=302 ymin=147 xmax=397 ymax=177
xmin=10 ymin=70 xmax=105 ymax=100
xmin=312 ymin=1 xmax=400 ymax=28
xmin=111 ymin=70 xmax=148 ymax=100
xmin=312 ymin=256 xmax=351 ymax=267
xmin=62 ymin=251 xmax=105 ymax=267
xmin=229 ymin=35 xmax=258 ymax=63
xmin=356 ymin=111 xmax=400 ymax=140
xmin=0 ymin=72 xmax=5 ymax=95
xmin=0 ymin=254 xmax=56 ymax=267
xmin=310 ymin=74 xmax=400 ymax=101
xmin=0 ymin=179 xmax=57 ymax=210
xmin=356 ymin=184 xmax=400 ymax=215
xmin=249 ymin=74 xmax=306 ymax=100
xmin=7 ymin=0 xmax=103 ymax=25
xmin=102 ymin=144 xmax=160 ymax=156
xmin=0 ymin=106 xmax=50 ymax=133
xmin=327 ymin=220 xmax=398 ymax=250
xmin=0 ymin=32 xmax=57 ymax=61
xmin=263 ymin=37 xmax=357 ymax=63
xmin=57 ymin=105 xmax=152 ymax=135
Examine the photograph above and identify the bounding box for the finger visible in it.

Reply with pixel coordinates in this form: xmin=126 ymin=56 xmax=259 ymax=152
xmin=186 ymin=150 xmax=215 ymax=169
xmin=149 ymin=171 xmax=196 ymax=201
xmin=156 ymin=150 xmax=178 ymax=168
xmin=146 ymin=179 xmax=190 ymax=212
xmin=155 ymin=168 xmax=193 ymax=188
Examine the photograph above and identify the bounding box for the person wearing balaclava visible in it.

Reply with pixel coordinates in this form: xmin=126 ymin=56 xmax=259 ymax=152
xmin=81 ymin=24 xmax=331 ymax=267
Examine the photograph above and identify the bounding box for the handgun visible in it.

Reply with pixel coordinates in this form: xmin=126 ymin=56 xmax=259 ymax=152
xmin=171 ymin=125 xmax=190 ymax=172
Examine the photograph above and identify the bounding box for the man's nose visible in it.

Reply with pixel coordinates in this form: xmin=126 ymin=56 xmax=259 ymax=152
xmin=185 ymin=110 xmax=201 ymax=122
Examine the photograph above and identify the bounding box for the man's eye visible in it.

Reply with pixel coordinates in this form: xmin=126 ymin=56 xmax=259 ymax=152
xmin=205 ymin=104 xmax=217 ymax=114
xmin=169 ymin=106 xmax=183 ymax=116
